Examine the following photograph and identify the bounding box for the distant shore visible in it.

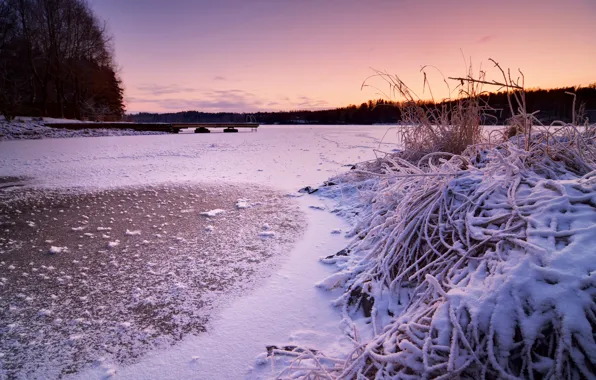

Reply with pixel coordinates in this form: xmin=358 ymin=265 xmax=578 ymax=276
xmin=0 ymin=119 xmax=169 ymax=140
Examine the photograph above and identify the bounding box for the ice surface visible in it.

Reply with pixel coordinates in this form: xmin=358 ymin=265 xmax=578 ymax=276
xmin=71 ymin=198 xmax=353 ymax=380
xmin=0 ymin=125 xmax=392 ymax=192
xmin=0 ymin=125 xmax=396 ymax=378
xmin=0 ymin=184 xmax=304 ymax=378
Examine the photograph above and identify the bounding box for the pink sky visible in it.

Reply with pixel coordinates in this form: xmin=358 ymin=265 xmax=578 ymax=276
xmin=89 ymin=0 xmax=596 ymax=113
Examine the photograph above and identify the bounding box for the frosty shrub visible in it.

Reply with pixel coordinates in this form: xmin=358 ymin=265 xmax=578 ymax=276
xmin=319 ymin=138 xmax=596 ymax=379
xmin=278 ymin=62 xmax=596 ymax=379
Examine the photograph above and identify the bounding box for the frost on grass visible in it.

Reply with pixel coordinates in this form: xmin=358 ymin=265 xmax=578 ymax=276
xmin=296 ymin=130 xmax=596 ymax=379
xmin=0 ymin=183 xmax=305 ymax=379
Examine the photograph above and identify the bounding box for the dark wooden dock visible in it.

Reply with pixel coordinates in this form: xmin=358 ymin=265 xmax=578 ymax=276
xmin=171 ymin=123 xmax=259 ymax=133
xmin=46 ymin=122 xmax=259 ymax=133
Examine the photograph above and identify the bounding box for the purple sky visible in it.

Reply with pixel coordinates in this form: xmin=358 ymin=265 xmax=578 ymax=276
xmin=89 ymin=0 xmax=596 ymax=113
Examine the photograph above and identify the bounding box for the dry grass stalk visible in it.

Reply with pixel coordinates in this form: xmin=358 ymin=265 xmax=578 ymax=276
xmin=363 ymin=64 xmax=487 ymax=161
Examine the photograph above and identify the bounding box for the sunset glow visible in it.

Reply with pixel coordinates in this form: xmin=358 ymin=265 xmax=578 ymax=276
xmin=89 ymin=0 xmax=596 ymax=113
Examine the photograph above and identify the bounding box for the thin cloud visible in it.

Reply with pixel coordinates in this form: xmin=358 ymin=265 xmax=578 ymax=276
xmin=128 ymin=90 xmax=330 ymax=112
xmin=293 ymin=96 xmax=329 ymax=109
xmin=209 ymin=89 xmax=256 ymax=97
xmin=213 ymin=76 xmax=227 ymax=81
xmin=476 ymin=35 xmax=495 ymax=44
xmin=129 ymin=89 xmax=264 ymax=112
xmin=136 ymin=84 xmax=198 ymax=96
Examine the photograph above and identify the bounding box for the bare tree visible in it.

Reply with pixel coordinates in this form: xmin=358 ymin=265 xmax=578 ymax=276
xmin=0 ymin=0 xmax=124 ymax=120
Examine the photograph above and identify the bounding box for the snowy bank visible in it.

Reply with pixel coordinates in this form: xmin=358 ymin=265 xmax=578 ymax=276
xmin=0 ymin=118 xmax=168 ymax=140
xmin=291 ymin=133 xmax=596 ymax=379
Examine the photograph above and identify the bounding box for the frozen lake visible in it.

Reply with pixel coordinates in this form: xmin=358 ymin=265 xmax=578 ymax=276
xmin=0 ymin=125 xmax=399 ymax=379
xmin=0 ymin=125 xmax=400 ymax=191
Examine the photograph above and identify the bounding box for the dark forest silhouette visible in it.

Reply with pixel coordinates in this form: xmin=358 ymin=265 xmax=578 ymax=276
xmin=132 ymin=84 xmax=596 ymax=125
xmin=0 ymin=0 xmax=124 ymax=121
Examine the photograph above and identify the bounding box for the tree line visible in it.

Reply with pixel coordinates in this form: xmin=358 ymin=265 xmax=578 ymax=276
xmin=479 ymin=84 xmax=596 ymax=125
xmin=0 ymin=0 xmax=124 ymax=121
xmin=130 ymin=99 xmax=401 ymax=125
xmin=131 ymin=84 xmax=596 ymax=125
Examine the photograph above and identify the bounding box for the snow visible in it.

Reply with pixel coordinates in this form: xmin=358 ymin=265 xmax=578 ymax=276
xmin=199 ymin=209 xmax=226 ymax=217
xmin=107 ymin=240 xmax=120 ymax=248
xmin=70 ymin=197 xmax=353 ymax=380
xmin=235 ymin=199 xmax=251 ymax=209
xmin=0 ymin=125 xmax=392 ymax=191
xmin=0 ymin=119 xmax=167 ymax=140
xmin=0 ymin=125 xmax=397 ymax=378
xmin=305 ymin=138 xmax=596 ymax=378
xmin=48 ymin=246 xmax=67 ymax=254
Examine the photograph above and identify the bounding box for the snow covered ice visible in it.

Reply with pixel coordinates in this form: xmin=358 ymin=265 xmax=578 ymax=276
xmin=0 ymin=183 xmax=305 ymax=378
xmin=0 ymin=125 xmax=393 ymax=379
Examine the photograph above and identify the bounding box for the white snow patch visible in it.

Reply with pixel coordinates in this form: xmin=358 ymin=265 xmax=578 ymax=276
xmin=199 ymin=209 xmax=225 ymax=217
xmin=49 ymin=246 xmax=67 ymax=254
xmin=235 ymin=199 xmax=251 ymax=209
xmin=107 ymin=241 xmax=120 ymax=249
